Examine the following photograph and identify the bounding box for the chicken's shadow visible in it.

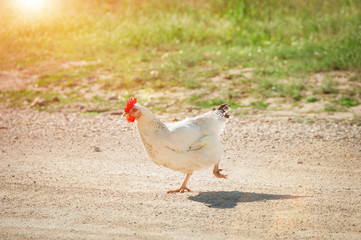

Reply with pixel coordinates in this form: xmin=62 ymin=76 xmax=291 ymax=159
xmin=188 ymin=191 xmax=303 ymax=209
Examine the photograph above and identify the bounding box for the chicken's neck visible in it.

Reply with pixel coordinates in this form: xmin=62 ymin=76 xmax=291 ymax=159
xmin=136 ymin=106 xmax=168 ymax=135
xmin=135 ymin=108 xmax=168 ymax=160
xmin=137 ymin=117 xmax=167 ymax=134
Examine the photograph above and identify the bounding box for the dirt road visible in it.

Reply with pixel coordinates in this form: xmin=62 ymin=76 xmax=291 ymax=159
xmin=0 ymin=109 xmax=360 ymax=239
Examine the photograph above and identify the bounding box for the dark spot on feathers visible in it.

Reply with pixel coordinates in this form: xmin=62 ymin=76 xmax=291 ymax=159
xmin=216 ymin=103 xmax=230 ymax=119
xmin=217 ymin=104 xmax=229 ymax=113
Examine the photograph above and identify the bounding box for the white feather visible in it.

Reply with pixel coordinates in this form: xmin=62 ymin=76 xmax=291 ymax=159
xmin=134 ymin=105 xmax=229 ymax=173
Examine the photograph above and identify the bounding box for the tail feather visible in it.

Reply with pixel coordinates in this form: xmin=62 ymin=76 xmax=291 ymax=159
xmin=215 ymin=104 xmax=230 ymax=119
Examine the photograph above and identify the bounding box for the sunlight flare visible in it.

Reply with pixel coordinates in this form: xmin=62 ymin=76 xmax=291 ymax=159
xmin=15 ymin=0 xmax=48 ymax=12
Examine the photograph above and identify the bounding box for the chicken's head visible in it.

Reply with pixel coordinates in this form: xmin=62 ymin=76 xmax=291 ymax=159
xmin=123 ymin=97 xmax=141 ymax=123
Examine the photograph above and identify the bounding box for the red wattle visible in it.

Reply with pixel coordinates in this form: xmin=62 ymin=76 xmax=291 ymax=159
xmin=126 ymin=114 xmax=136 ymax=123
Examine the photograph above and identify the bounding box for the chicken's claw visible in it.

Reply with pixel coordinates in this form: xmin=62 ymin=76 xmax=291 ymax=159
xmin=214 ymin=171 xmax=228 ymax=179
xmin=213 ymin=164 xmax=227 ymax=178
xmin=167 ymin=187 xmax=191 ymax=194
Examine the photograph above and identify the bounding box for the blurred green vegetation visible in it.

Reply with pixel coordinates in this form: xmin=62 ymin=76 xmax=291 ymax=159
xmin=0 ymin=0 xmax=360 ymax=112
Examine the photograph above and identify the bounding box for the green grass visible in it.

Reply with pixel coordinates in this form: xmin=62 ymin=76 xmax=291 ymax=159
xmin=187 ymin=96 xmax=243 ymax=109
xmin=249 ymin=100 xmax=268 ymax=110
xmin=0 ymin=0 xmax=360 ymax=112
xmin=338 ymin=96 xmax=360 ymax=107
xmin=320 ymin=77 xmax=339 ymax=94
xmin=306 ymin=96 xmax=318 ymax=103
xmin=257 ymin=78 xmax=304 ymax=100
xmin=0 ymin=89 xmax=59 ymax=107
xmin=324 ymin=105 xmax=339 ymax=112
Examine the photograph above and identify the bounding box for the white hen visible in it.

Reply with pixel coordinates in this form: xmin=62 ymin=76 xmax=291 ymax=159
xmin=123 ymin=97 xmax=229 ymax=193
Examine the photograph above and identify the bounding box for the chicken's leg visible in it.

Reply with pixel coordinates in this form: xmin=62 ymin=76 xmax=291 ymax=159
xmin=167 ymin=172 xmax=192 ymax=193
xmin=213 ymin=162 xmax=227 ymax=178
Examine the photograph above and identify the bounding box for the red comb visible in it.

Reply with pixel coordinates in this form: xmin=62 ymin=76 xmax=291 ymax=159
xmin=124 ymin=97 xmax=137 ymax=113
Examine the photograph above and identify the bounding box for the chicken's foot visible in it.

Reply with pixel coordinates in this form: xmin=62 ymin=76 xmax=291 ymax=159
xmin=167 ymin=172 xmax=192 ymax=193
xmin=167 ymin=187 xmax=191 ymax=193
xmin=213 ymin=163 xmax=227 ymax=178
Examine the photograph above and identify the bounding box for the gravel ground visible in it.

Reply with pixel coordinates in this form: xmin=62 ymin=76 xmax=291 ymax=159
xmin=0 ymin=109 xmax=360 ymax=240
